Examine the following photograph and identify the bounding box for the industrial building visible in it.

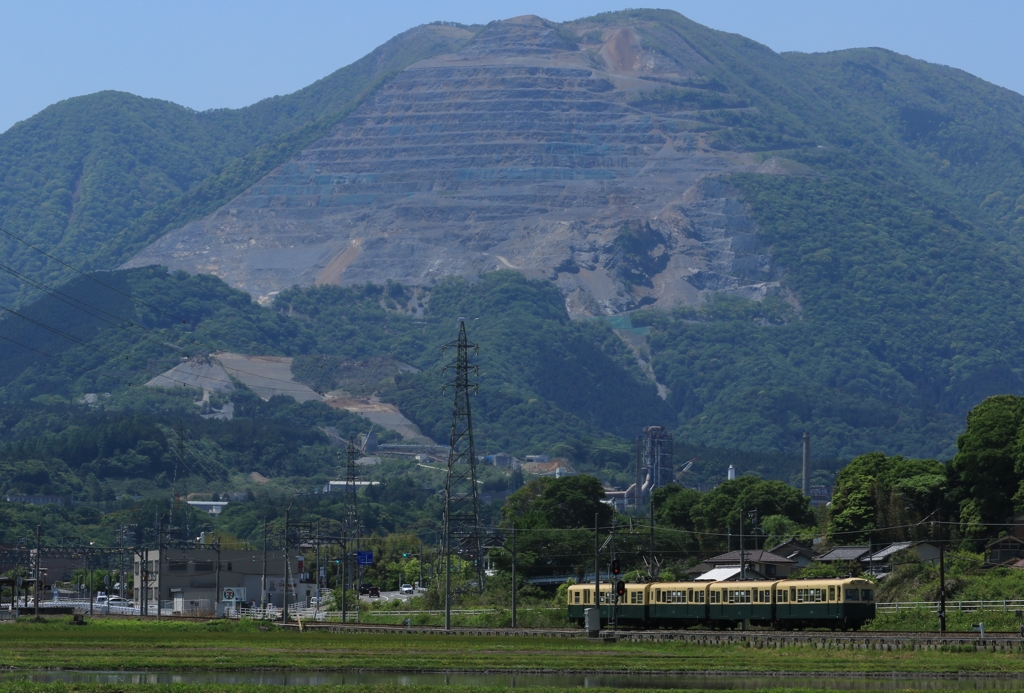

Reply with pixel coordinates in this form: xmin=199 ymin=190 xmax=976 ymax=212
xmin=133 ymin=548 xmax=312 ymax=614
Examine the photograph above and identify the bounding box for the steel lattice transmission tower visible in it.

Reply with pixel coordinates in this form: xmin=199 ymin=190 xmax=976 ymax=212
xmin=441 ymin=320 xmax=482 ymax=630
xmin=344 ymin=438 xmax=359 ymax=595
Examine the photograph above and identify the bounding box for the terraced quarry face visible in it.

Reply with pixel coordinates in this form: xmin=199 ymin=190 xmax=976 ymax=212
xmin=125 ymin=15 xmax=781 ymax=315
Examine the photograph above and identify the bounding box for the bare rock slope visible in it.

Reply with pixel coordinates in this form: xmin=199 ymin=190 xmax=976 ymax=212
xmin=125 ymin=15 xmax=784 ymax=315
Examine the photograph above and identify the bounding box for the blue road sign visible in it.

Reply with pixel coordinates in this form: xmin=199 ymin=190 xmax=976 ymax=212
xmin=357 ymin=551 xmax=374 ymax=566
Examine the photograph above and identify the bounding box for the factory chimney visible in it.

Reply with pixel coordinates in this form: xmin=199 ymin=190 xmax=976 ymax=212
xmin=802 ymin=432 xmax=811 ymax=496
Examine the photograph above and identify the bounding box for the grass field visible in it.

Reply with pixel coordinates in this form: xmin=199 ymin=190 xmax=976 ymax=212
xmin=0 ymin=679 xmax=921 ymax=691
xmin=1 ymin=619 xmax=1023 ymax=675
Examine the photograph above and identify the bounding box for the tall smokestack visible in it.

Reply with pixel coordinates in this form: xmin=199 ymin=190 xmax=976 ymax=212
xmin=802 ymin=432 xmax=811 ymax=497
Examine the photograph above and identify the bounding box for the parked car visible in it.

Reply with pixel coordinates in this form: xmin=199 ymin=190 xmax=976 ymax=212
xmin=107 ymin=596 xmax=134 ymax=607
xmin=367 ymin=586 xmax=380 ymax=598
xmin=400 ymin=584 xmax=414 ymax=595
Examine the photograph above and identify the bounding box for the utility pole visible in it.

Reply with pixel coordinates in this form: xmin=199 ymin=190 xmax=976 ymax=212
xmin=341 ymin=533 xmax=348 ymax=623
xmin=649 ymin=491 xmax=656 ymax=578
xmin=283 ymin=509 xmax=290 ymax=624
xmin=511 ymin=523 xmax=517 ymax=628
xmin=34 ymin=525 xmax=40 ymax=618
xmin=261 ymin=518 xmax=268 ymax=612
xmin=314 ymin=520 xmax=321 ymax=617
xmin=156 ymin=515 xmax=164 ymax=621
xmin=938 ymin=507 xmax=946 ymax=633
xmin=441 ymin=320 xmax=482 ymax=630
xmin=739 ymin=509 xmax=745 ymax=580
xmin=594 ymin=513 xmax=600 ymax=620
xmin=215 ymin=537 xmax=221 ymax=617
xmin=610 ymin=518 xmax=617 ymax=632
xmin=802 ymin=431 xmax=811 ymax=497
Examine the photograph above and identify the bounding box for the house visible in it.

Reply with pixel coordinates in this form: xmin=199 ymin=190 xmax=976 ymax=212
xmin=987 ymin=535 xmax=1024 ymax=565
xmin=186 ymin=501 xmax=228 ymax=515
xmin=768 ymin=539 xmax=818 ymax=569
xmin=694 ymin=566 xmax=744 ymax=581
xmin=860 ymin=541 xmax=940 ymax=574
xmin=701 ymin=549 xmax=796 ymax=578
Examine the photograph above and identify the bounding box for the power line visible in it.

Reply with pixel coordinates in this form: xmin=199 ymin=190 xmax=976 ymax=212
xmin=0 ymin=261 xmax=195 ymax=356
xmin=0 ymin=332 xmax=138 ymax=388
xmin=0 ymin=224 xmax=190 ymax=327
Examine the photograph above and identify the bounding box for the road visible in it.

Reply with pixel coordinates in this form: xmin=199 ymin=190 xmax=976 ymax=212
xmin=359 ymin=589 xmax=421 ymax=604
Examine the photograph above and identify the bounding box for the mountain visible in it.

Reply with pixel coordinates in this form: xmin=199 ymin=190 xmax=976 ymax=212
xmin=4 ymin=9 xmax=1024 ymax=461
xmin=0 ymin=23 xmax=475 ymax=307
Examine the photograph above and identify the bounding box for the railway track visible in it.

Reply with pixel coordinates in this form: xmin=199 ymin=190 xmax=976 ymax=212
xmin=295 ymin=622 xmax=1024 ymax=649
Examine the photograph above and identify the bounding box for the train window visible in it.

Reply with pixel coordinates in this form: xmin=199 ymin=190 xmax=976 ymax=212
xmin=790 ymin=587 xmax=797 ymax=602
xmin=728 ymin=590 xmax=751 ymax=604
xmin=762 ymin=590 xmax=770 ymax=602
xmin=797 ymin=588 xmax=824 ymax=603
xmin=574 ymin=591 xmax=580 ymax=604
xmin=829 ymin=586 xmax=836 ymax=601
xmin=688 ymin=589 xmax=694 ymax=602
xmin=776 ymin=590 xmax=787 ymax=603
xmin=861 ymin=589 xmax=873 ymax=601
xmin=845 ymin=589 xmax=858 ymax=601
xmin=753 ymin=589 xmax=759 ymax=603
xmin=698 ymin=591 xmax=705 ymax=603
xmin=584 ymin=589 xmax=590 ymax=604
xmin=710 ymin=590 xmax=720 ymax=604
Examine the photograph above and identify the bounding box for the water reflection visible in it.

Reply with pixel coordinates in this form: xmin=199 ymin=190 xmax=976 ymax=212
xmin=2 ymin=670 xmax=1023 ymax=690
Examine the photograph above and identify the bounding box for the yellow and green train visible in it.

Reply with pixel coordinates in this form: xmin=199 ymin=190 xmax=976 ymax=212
xmin=567 ymin=577 xmax=875 ymax=630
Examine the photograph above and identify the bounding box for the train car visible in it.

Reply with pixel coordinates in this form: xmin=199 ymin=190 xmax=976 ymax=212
xmin=566 ymin=583 xmax=601 ymax=626
xmin=566 ymin=582 xmax=649 ymax=626
xmin=649 ymin=582 xmax=709 ymax=627
xmin=570 ymin=576 xmax=876 ymax=631
xmin=617 ymin=582 xmax=650 ymax=625
xmin=773 ymin=577 xmax=875 ymax=630
xmin=708 ymin=580 xmax=779 ymax=628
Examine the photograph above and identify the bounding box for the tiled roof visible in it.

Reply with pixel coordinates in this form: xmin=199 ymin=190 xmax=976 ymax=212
xmin=863 ymin=541 xmax=933 ymax=562
xmin=816 ymin=546 xmax=870 ymax=562
xmin=706 ymin=549 xmax=795 ymax=565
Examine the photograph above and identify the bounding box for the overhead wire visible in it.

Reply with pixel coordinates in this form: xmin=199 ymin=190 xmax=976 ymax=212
xmin=0 ymin=224 xmax=191 ymax=327
xmin=0 ymin=272 xmax=323 ymax=394
xmin=0 ymin=221 xmax=334 ymax=394
xmin=0 ymin=261 xmax=195 ymax=355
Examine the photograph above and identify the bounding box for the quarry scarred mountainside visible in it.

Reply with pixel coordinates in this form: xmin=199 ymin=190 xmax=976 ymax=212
xmin=123 ymin=15 xmax=780 ymax=314
xmin=5 ymin=9 xmax=1024 ymax=460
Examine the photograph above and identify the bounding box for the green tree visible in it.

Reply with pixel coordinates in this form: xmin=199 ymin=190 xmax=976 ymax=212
xmin=948 ymin=395 xmax=1024 ymax=526
xmin=502 ymin=475 xmax=612 ymax=530
xmin=828 ymin=451 xmax=946 ymax=544
xmin=689 ymin=476 xmax=814 ymax=553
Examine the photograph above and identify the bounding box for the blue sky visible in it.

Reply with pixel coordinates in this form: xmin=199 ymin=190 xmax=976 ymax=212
xmin=2 ymin=0 xmax=1021 ymax=134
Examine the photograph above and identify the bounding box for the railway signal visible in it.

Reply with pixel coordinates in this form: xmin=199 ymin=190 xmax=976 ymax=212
xmin=616 ymin=580 xmax=625 ymax=598
xmin=612 ymin=559 xmax=620 ymax=576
